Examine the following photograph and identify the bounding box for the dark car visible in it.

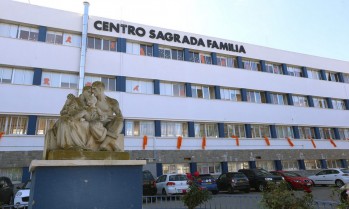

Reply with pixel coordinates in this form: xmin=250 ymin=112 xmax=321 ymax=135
xmin=270 ymin=170 xmax=313 ymax=193
xmin=238 ymin=168 xmax=283 ymax=192
xmin=216 ymin=172 xmax=250 ymax=193
xmin=0 ymin=176 xmax=14 ymax=205
xmin=142 ymin=170 xmax=157 ymax=196
xmin=196 ymin=174 xmax=219 ymax=194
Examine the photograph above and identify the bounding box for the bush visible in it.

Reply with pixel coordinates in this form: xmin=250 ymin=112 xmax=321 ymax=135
xmin=260 ymin=181 xmax=314 ymax=209
xmin=182 ymin=172 xmax=211 ymax=209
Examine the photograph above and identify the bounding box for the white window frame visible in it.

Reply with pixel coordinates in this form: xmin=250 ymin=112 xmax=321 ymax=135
xmin=161 ymin=121 xmax=188 ymax=137
xmin=0 ymin=115 xmax=28 ymax=135
xmin=224 ymin=123 xmax=245 ymax=138
xmin=220 ymin=88 xmax=241 ymax=101
xmin=194 ymin=123 xmax=218 ymax=138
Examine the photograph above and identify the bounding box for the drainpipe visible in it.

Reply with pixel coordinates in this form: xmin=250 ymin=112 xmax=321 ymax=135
xmin=78 ymin=1 xmax=90 ymax=95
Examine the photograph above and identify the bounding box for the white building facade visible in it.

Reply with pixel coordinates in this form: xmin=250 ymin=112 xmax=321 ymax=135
xmin=1 ymin=1 xmax=349 ymax=182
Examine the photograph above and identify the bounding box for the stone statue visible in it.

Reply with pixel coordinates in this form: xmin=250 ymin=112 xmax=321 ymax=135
xmin=44 ymin=81 xmax=124 ymax=158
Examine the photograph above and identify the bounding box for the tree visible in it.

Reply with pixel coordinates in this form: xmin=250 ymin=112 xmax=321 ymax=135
xmin=182 ymin=171 xmax=211 ymax=209
xmin=260 ymin=181 xmax=314 ymax=209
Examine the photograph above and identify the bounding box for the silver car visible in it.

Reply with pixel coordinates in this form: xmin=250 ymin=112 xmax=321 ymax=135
xmin=308 ymin=168 xmax=349 ymax=187
xmin=156 ymin=174 xmax=189 ymax=196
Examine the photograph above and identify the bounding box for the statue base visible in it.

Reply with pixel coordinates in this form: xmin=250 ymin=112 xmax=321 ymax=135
xmin=46 ymin=150 xmax=130 ymax=160
xmin=28 ymin=160 xmax=146 ymax=209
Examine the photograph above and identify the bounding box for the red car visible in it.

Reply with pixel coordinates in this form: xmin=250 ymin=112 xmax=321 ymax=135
xmin=270 ymin=171 xmax=313 ymax=193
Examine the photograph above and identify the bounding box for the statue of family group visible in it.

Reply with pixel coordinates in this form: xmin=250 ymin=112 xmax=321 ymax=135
xmin=45 ymin=81 xmax=123 ymax=154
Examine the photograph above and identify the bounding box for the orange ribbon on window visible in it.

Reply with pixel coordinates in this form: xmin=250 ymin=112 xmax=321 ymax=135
xmin=264 ymin=136 xmax=270 ymax=146
xmin=142 ymin=135 xmax=148 ymax=150
xmin=0 ymin=132 xmax=4 ymax=140
xmin=308 ymin=137 xmax=316 ymax=148
xmin=328 ymin=138 xmax=337 ymax=147
xmin=286 ymin=137 xmax=294 ymax=147
xmin=202 ymin=136 xmax=206 ymax=150
xmin=177 ymin=136 xmax=183 ymax=149
xmin=231 ymin=135 xmax=240 ymax=146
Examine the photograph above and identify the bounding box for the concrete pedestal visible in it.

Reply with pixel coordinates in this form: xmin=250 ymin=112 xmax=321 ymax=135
xmin=28 ymin=160 xmax=146 ymax=209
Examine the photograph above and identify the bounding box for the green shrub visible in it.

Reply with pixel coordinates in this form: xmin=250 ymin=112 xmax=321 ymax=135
xmin=182 ymin=172 xmax=211 ymax=209
xmin=260 ymin=181 xmax=314 ymax=209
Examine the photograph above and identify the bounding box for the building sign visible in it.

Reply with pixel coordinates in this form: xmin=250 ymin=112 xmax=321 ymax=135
xmin=94 ymin=20 xmax=246 ymax=54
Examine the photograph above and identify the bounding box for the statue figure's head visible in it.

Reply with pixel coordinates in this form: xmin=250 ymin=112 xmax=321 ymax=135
xmin=91 ymin=81 xmax=105 ymax=98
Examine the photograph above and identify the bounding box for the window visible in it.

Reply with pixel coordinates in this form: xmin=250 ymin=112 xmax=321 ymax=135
xmin=126 ymin=79 xmax=154 ymax=94
xmin=189 ymin=51 xmax=200 ymax=63
xmin=247 ymin=90 xmax=266 ymax=103
xmin=0 ymin=67 xmax=34 ymax=85
xmin=338 ymin=128 xmax=349 ymax=140
xmin=197 ymin=163 xmax=221 ymax=174
xmin=41 ymin=72 xmax=78 ymax=89
xmin=0 ymin=115 xmax=28 ymax=135
xmin=84 ymin=75 xmax=116 ymax=91
xmin=46 ymin=31 xmax=63 ymax=44
xmin=319 ymin=127 xmax=335 ymax=139
xmin=327 ymin=71 xmax=340 ymax=82
xmin=343 ymin=74 xmax=349 ymax=83
xmin=228 ymin=162 xmax=249 ymax=172
xmin=62 ymin=33 xmax=81 ymax=47
xmin=125 ymin=120 xmax=154 ymax=137
xmin=18 ymin=26 xmax=38 ymax=41
xmin=256 ymin=161 xmax=275 ymax=171
xmin=217 ymin=56 xmax=235 ymax=68
xmin=220 ymin=88 xmax=241 ymax=101
xmin=242 ymin=59 xmax=260 ymax=71
xmin=163 ymin=163 xmax=189 ymax=174
xmin=304 ymin=160 xmax=321 ymax=170
xmin=224 ymin=123 xmax=245 ymax=138
xmin=307 ymin=69 xmax=321 ymax=80
xmin=140 ymin=44 xmax=153 ymax=56
xmin=36 ymin=117 xmax=58 ymax=135
xmin=313 ymin=97 xmax=328 ymax=109
xmin=87 ymin=36 xmax=116 ymax=51
xmin=161 ymin=121 xmax=188 ymax=137
xmin=126 ymin=42 xmax=141 ymax=55
xmin=287 ymin=66 xmax=302 ymax=77
xmin=160 ymin=82 xmax=185 ymax=97
xmin=194 ymin=123 xmax=218 ymax=138
xmin=265 ymin=63 xmax=282 ymax=74
xmin=332 ymin=99 xmax=346 ymax=110
xmin=270 ymin=93 xmax=288 ymax=105
xmin=200 ymin=54 xmax=212 ymax=64
xmin=292 ymin=95 xmax=308 ymax=107
xmin=276 ymin=126 xmax=294 ymax=138
xmin=327 ymin=160 xmax=342 ymax=168
xmin=298 ymin=126 xmax=315 ymax=139
xmin=282 ymin=160 xmax=299 ymax=170
xmin=251 ymin=124 xmax=270 ymax=138
xmin=191 ymin=85 xmax=215 ymax=99
xmin=0 ymin=23 xmax=18 ymax=38
xmin=158 ymin=47 xmax=184 ymax=61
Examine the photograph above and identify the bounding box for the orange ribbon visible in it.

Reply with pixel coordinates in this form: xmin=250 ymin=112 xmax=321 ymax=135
xmin=0 ymin=132 xmax=4 ymax=139
xmin=264 ymin=136 xmax=270 ymax=146
xmin=308 ymin=137 xmax=316 ymax=148
xmin=232 ymin=135 xmax=239 ymax=146
xmin=142 ymin=135 xmax=148 ymax=150
xmin=177 ymin=136 xmax=182 ymax=149
xmin=286 ymin=137 xmax=294 ymax=147
xmin=328 ymin=138 xmax=337 ymax=147
xmin=202 ymin=136 xmax=206 ymax=150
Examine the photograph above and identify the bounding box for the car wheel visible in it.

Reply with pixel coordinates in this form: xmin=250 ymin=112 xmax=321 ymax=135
xmin=335 ymin=180 xmax=344 ymax=187
xmin=257 ymin=184 xmax=264 ymax=192
xmin=211 ymin=190 xmax=219 ymax=195
xmin=227 ymin=186 xmax=234 ymax=194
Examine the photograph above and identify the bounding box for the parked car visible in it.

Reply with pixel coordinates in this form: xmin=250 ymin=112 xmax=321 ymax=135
xmin=270 ymin=170 xmax=313 ymax=192
xmin=307 ymin=168 xmax=349 ymax=187
xmin=216 ymin=172 xmax=250 ymax=194
xmin=156 ymin=174 xmax=189 ymax=196
xmin=0 ymin=176 xmax=14 ymax=205
xmin=238 ymin=168 xmax=283 ymax=192
xmin=142 ymin=170 xmax=157 ymax=196
xmin=14 ymin=180 xmax=31 ymax=208
xmin=196 ymin=174 xmax=219 ymax=195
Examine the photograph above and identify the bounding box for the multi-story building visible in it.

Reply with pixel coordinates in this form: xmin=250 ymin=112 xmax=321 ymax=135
xmin=1 ymin=0 xmax=348 ymax=182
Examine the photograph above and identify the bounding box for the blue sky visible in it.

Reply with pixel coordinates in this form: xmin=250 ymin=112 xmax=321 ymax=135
xmin=16 ymin=0 xmax=349 ymax=61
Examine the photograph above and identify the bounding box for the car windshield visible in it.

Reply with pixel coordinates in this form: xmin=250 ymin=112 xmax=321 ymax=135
xmin=169 ymin=175 xmax=187 ymax=181
xmin=340 ymin=169 xmax=349 ymax=174
xmin=283 ymin=172 xmax=301 ymax=177
xmin=255 ymin=169 xmax=271 ymax=176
